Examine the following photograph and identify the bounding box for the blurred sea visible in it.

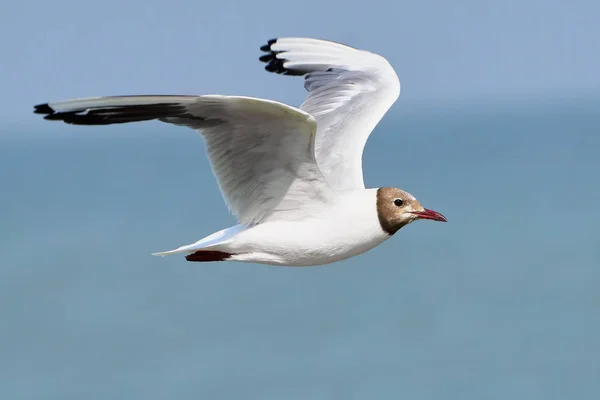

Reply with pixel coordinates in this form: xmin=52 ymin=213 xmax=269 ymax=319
xmin=1 ymin=97 xmax=599 ymax=399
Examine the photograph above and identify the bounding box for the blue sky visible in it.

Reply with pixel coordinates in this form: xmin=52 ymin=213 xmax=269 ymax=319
xmin=2 ymin=3 xmax=600 ymax=397
xmin=2 ymin=0 xmax=599 ymax=125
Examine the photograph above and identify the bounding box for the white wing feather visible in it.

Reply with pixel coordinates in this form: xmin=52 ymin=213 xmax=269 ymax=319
xmin=35 ymin=95 xmax=330 ymax=225
xmin=260 ymin=38 xmax=401 ymax=190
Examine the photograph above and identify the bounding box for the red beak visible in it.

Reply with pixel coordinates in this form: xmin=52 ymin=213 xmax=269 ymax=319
xmin=412 ymin=208 xmax=447 ymax=222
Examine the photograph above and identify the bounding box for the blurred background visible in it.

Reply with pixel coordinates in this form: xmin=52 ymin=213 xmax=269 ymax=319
xmin=1 ymin=0 xmax=599 ymax=399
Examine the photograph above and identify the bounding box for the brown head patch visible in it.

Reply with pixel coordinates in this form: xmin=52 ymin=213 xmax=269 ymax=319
xmin=376 ymin=187 xmax=422 ymax=235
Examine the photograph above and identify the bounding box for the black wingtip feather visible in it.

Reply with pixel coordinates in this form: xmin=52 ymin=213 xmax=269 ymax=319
xmin=259 ymin=38 xmax=305 ymax=77
xmin=34 ymin=103 xmax=194 ymax=126
xmin=34 ymin=103 xmax=54 ymax=115
xmin=259 ymin=38 xmax=277 ymax=52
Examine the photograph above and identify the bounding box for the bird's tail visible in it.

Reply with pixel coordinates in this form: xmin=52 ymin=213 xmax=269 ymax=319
xmin=153 ymin=247 xmax=232 ymax=262
xmin=153 ymin=247 xmax=232 ymax=263
xmin=152 ymin=225 xmax=246 ymax=262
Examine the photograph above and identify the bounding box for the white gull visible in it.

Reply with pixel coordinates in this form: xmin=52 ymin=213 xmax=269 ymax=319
xmin=34 ymin=37 xmax=446 ymax=266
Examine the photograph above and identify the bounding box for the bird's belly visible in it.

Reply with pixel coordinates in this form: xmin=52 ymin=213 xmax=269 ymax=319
xmin=227 ymin=220 xmax=389 ymax=266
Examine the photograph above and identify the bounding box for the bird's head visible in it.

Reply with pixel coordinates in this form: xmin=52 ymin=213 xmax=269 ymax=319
xmin=376 ymin=187 xmax=447 ymax=235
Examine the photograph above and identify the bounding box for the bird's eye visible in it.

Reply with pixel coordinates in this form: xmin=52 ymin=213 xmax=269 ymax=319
xmin=393 ymin=198 xmax=403 ymax=207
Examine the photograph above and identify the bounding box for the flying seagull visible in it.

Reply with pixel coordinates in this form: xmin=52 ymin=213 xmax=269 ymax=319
xmin=33 ymin=37 xmax=446 ymax=266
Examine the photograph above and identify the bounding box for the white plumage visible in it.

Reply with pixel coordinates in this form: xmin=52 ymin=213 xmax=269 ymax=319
xmin=267 ymin=38 xmax=401 ymax=190
xmin=34 ymin=37 xmax=446 ymax=266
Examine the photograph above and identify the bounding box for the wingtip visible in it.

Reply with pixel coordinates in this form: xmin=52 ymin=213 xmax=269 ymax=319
xmin=33 ymin=103 xmax=54 ymax=115
xmin=259 ymin=38 xmax=278 ymax=65
xmin=259 ymin=38 xmax=277 ymax=52
xmin=258 ymin=37 xmax=307 ymax=76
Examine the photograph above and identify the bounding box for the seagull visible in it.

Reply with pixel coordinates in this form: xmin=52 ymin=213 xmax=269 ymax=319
xmin=33 ymin=37 xmax=446 ymax=266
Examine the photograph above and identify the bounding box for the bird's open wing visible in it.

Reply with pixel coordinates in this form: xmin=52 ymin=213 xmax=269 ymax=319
xmin=34 ymin=95 xmax=330 ymax=225
xmin=260 ymin=37 xmax=401 ymax=190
